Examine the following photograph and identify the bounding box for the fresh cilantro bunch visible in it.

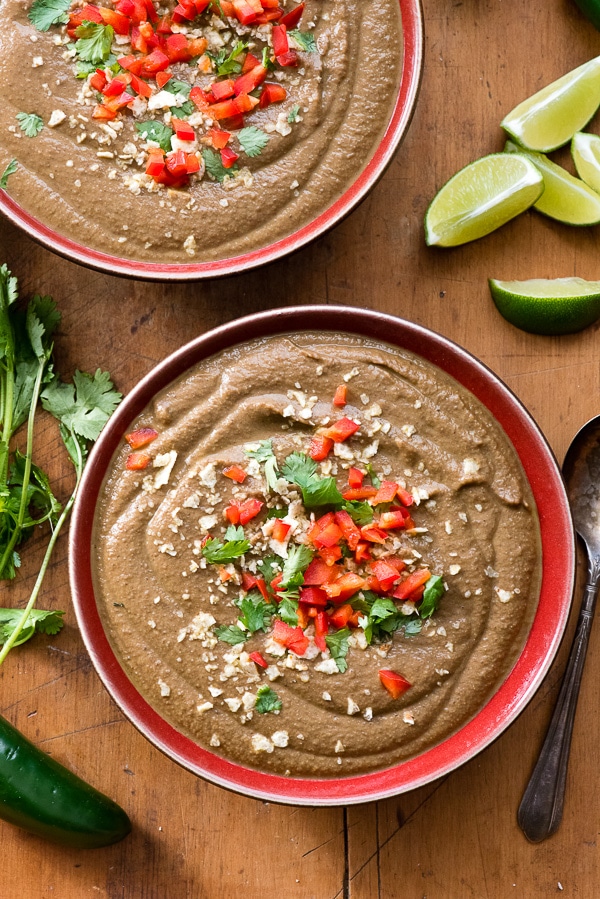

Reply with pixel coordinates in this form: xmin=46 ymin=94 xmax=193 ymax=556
xmin=0 ymin=266 xmax=121 ymax=662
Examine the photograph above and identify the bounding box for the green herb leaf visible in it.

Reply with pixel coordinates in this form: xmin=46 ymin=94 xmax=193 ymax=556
xmin=202 ymin=524 xmax=251 ymax=563
xmin=281 ymin=543 xmax=313 ymax=589
xmin=76 ymin=53 xmax=118 ymax=78
xmin=136 ymin=121 xmax=174 ymax=153
xmin=277 ymin=596 xmax=299 ymax=626
xmin=0 ymin=160 xmax=17 ymax=189
xmin=0 ymin=608 xmax=64 ymax=647
xmin=365 ymin=463 xmax=381 ymax=488
xmin=266 ymin=506 xmax=287 ymax=519
xmin=42 ymin=369 xmax=122 ymax=447
xmin=237 ymin=591 xmax=273 ymax=633
xmin=16 ymin=113 xmax=44 ymax=138
xmin=302 ymin=476 xmax=343 ymax=508
xmin=281 ymin=452 xmax=317 ymax=489
xmin=255 ymin=684 xmax=282 ymax=714
xmin=75 ymin=22 xmax=114 ymax=65
xmin=207 ymin=41 xmax=248 ymax=75
xmin=287 ymin=104 xmax=300 ymax=123
xmin=289 ymin=29 xmax=317 ymax=52
xmin=214 ymin=624 xmax=246 ymax=645
xmin=325 ymin=627 xmax=350 ymax=673
xmin=28 ymin=0 xmax=70 ymax=31
xmin=342 ymin=500 xmax=373 ymax=526
xmin=419 ymin=574 xmax=444 ymax=619
xmin=245 ymin=440 xmax=275 ymax=463
xmin=201 ymin=147 xmax=237 ymax=182
xmin=238 ymin=126 xmax=269 ymax=158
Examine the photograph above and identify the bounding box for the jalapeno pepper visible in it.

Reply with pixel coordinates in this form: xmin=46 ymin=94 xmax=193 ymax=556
xmin=0 ymin=714 xmax=131 ymax=848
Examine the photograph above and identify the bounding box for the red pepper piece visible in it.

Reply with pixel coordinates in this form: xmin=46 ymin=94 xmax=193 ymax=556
xmin=308 ymin=435 xmax=333 ymax=462
xmin=392 ymin=569 xmax=431 ymax=601
xmin=126 ymin=452 xmax=152 ymax=470
xmin=379 ymin=669 xmax=411 ymax=700
xmin=271 ymin=518 xmax=291 ymax=542
xmin=206 ymin=128 xmax=231 ymax=148
xmin=323 ymin=572 xmax=365 ymax=604
xmin=117 ymin=55 xmax=144 ymax=75
xmin=378 ymin=509 xmax=407 ymax=530
xmin=165 ymin=149 xmax=189 ymax=177
xmin=279 ymin=0 xmax=304 ymax=28
xmin=371 ymin=480 xmax=398 ymax=505
xmin=322 ymin=417 xmax=360 ymax=443
xmin=241 ymin=572 xmax=270 ymax=601
xmin=333 ymin=509 xmax=361 ymax=551
xmin=233 ymin=64 xmax=268 ymax=96
xmin=342 ymin=486 xmax=377 ymax=501
xmin=145 ymin=148 xmax=165 ymax=176
xmin=318 ymin=546 xmax=342 ymax=565
xmin=303 ymin=558 xmax=339 ymax=585
xmin=276 ymin=49 xmax=299 ymax=67
xmin=129 ymin=73 xmax=153 ymax=98
xmin=115 ymin=0 xmax=136 ymax=14
xmin=299 ymin=586 xmax=328 ymax=608
xmin=272 ymin=620 xmax=309 ymax=656
xmin=211 ymin=78 xmax=236 ymax=100
xmin=258 ymin=82 xmax=287 ymax=108
xmin=370 ymin=559 xmax=401 ymax=593
xmin=92 ymin=104 xmax=117 ymax=121
xmin=271 ymin=23 xmax=289 ymax=56
xmin=143 ymin=0 xmax=159 ymax=22
xmin=242 ymin=51 xmax=262 ymax=72
xmin=102 ymin=72 xmax=132 ymax=97
xmin=190 ymin=86 xmax=211 ymax=110
xmin=311 ymin=520 xmax=342 ymax=549
xmin=359 ymin=525 xmax=388 ymax=544
xmin=314 ymin=610 xmax=328 ymax=652
xmin=254 ymin=9 xmax=282 ymax=21
xmin=222 ymin=464 xmax=246 ymax=483
xmin=185 ymin=153 xmax=201 ymax=174
xmin=156 ymin=14 xmax=173 ymax=32
xmin=220 ymin=147 xmax=239 ymax=168
xmin=396 ymin=486 xmax=414 ymax=507
xmin=139 ymin=49 xmax=170 ymax=76
xmin=238 ymin=497 xmax=263 ymax=525
xmin=249 ymin=651 xmax=268 ymax=669
xmin=154 ymin=70 xmax=172 ymax=88
xmin=347 ymin=467 xmax=364 ymax=489
xmin=260 ymin=0 xmax=281 ymax=7
xmin=125 ymin=427 xmax=159 ymax=450
xmin=232 ymin=0 xmax=259 ymax=24
xmin=332 ymin=384 xmax=347 ymax=407
xmin=89 ymin=69 xmax=107 ymax=91
xmin=354 ymin=541 xmax=371 ymax=562
xmin=194 ymin=0 xmax=211 ymax=10
xmin=328 ymin=603 xmax=354 ymax=629
xmin=98 ymin=7 xmax=131 ymax=34
xmin=131 ymin=25 xmax=148 ymax=55
xmin=224 ymin=503 xmax=240 ymax=525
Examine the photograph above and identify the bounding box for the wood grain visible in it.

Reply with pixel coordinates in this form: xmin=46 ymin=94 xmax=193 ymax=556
xmin=2 ymin=0 xmax=600 ymax=895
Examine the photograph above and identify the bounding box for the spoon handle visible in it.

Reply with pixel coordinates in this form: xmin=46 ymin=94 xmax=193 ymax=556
xmin=517 ymin=576 xmax=599 ymax=842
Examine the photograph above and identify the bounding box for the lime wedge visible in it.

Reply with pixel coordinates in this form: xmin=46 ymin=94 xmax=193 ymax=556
xmin=505 ymin=139 xmax=600 ymax=224
xmin=572 ymin=131 xmax=600 ymax=193
xmin=489 ymin=277 xmax=600 ymax=334
xmin=424 ymin=154 xmax=544 ymax=247
xmin=501 ymin=55 xmax=600 ymax=152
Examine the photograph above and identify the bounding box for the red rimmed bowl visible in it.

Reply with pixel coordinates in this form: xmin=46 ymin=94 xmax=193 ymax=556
xmin=0 ymin=0 xmax=422 ymax=280
xmin=69 ymin=306 xmax=575 ymax=805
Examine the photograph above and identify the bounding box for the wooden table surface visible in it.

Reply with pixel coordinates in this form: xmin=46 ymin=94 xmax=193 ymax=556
xmin=2 ymin=0 xmax=600 ymax=895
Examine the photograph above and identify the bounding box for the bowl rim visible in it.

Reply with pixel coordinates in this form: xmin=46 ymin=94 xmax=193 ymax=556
xmin=69 ymin=304 xmax=576 ymax=806
xmin=0 ymin=0 xmax=423 ymax=281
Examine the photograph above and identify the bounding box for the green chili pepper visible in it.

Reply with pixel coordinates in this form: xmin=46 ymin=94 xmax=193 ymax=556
xmin=0 ymin=713 xmax=131 ymax=847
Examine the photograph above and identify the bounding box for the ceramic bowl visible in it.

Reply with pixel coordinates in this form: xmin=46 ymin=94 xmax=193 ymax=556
xmin=0 ymin=0 xmax=423 ymax=280
xmin=69 ymin=306 xmax=575 ymax=805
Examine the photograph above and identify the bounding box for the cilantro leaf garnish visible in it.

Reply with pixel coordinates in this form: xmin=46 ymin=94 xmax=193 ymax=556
xmin=238 ymin=126 xmax=269 ymax=158
xmin=202 ymin=524 xmax=251 ymax=563
xmin=245 ymin=440 xmax=275 ymax=463
xmin=136 ymin=121 xmax=174 ymax=153
xmin=277 ymin=595 xmax=299 ymax=626
xmin=0 ymin=608 xmax=64 ymax=647
xmin=207 ymin=41 xmax=248 ymax=76
xmin=74 ymin=22 xmax=114 ymax=65
xmin=266 ymin=507 xmax=287 ymax=519
xmin=281 ymin=452 xmax=343 ymax=507
xmin=201 ymin=147 xmax=237 ymax=182
xmin=16 ymin=113 xmax=43 ymax=138
xmin=255 ymin=684 xmax=282 ymax=714
xmin=287 ymin=105 xmax=300 ymax=123
xmin=237 ymin=591 xmax=273 ymax=633
xmin=215 ymin=624 xmax=246 ymax=645
xmin=325 ymin=628 xmax=350 ymax=673
xmin=342 ymin=500 xmax=373 ymax=526
xmin=281 ymin=452 xmax=316 ymax=489
xmin=76 ymin=53 xmax=118 ymax=78
xmin=289 ymin=29 xmax=317 ymax=52
xmin=28 ymin=0 xmax=70 ymax=31
xmin=419 ymin=574 xmax=445 ymax=618
xmin=302 ymin=476 xmax=343 ymax=507
xmin=365 ymin=463 xmax=381 ymax=488
xmin=281 ymin=543 xmax=313 ymax=589
xmin=0 ymin=159 xmax=17 ymax=189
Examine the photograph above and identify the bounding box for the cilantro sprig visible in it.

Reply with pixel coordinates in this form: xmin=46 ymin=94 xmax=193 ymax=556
xmin=281 ymin=451 xmax=344 ymax=508
xmin=0 ymin=160 xmax=17 ymax=189
xmin=0 ymin=608 xmax=64 ymax=647
xmin=28 ymin=0 xmax=71 ymax=31
xmin=207 ymin=41 xmax=248 ymax=76
xmin=202 ymin=524 xmax=251 ymax=563
xmin=255 ymin=684 xmax=282 ymax=714
xmin=289 ymin=30 xmax=317 ymax=53
xmin=16 ymin=113 xmax=44 ymax=138
xmin=74 ymin=21 xmax=114 ymax=65
xmin=238 ymin=127 xmax=269 ymax=159
xmin=0 ymin=266 xmax=121 ymax=661
xmin=201 ymin=147 xmax=238 ymax=182
xmin=136 ymin=121 xmax=174 ymax=154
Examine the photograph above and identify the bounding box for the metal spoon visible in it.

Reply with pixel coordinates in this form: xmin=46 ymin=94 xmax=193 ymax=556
xmin=518 ymin=414 xmax=600 ymax=842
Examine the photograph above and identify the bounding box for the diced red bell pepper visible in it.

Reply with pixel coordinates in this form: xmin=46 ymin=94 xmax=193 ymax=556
xmin=270 ymin=572 xmax=283 ymax=594
xmin=276 ymin=49 xmax=299 ymax=67
xmin=165 ymin=149 xmax=189 ymax=177
xmin=211 ymin=78 xmax=236 ymax=100
xmin=143 ymin=0 xmax=159 ymax=22
xmin=220 ymin=147 xmax=239 ymax=168
xmin=116 ymin=0 xmax=136 ymax=15
xmin=207 ymin=128 xmax=231 ymax=148
xmin=172 ymin=0 xmax=197 ymax=20
xmin=318 ymin=545 xmax=343 ymax=565
xmin=102 ymin=72 xmax=132 ymax=97
xmin=370 ymin=559 xmax=401 ymax=593
xmin=232 ymin=0 xmax=258 ymax=23
xmin=157 ymin=14 xmax=173 ymax=33
xmin=322 ymin=417 xmax=360 ymax=443
xmin=146 ymin=149 xmax=166 ymax=177
xmin=347 ymin=467 xmax=364 ymax=489
xmin=342 ymin=486 xmax=377 ymax=501
xmin=308 ymin=435 xmax=333 ymax=461
xmin=258 ymin=82 xmax=287 ymax=108
xmin=272 ymin=619 xmax=309 ymax=656
xmin=224 ymin=503 xmax=240 ymax=525
xmin=190 ymin=86 xmax=211 ymax=110
xmin=99 ymin=7 xmax=131 ymax=34
xmin=249 ymin=651 xmax=268 ymax=669
xmin=354 ymin=541 xmax=371 ymax=562
xmin=328 ymin=603 xmax=354 ymax=629
xmin=139 ymin=49 xmax=170 ymax=76
xmin=279 ymin=0 xmax=304 ymax=28
xmin=186 ymin=154 xmax=201 ymax=174
xmin=242 ymin=51 xmax=262 ymax=72
xmin=260 ymin=0 xmax=280 ymax=7
xmin=89 ymin=69 xmax=107 ymax=91
xmin=299 ymin=586 xmax=328 ymax=608
xmin=173 ymin=118 xmax=195 ymax=140
xmin=208 ymin=97 xmax=245 ymax=120
xmin=92 ymin=104 xmax=117 ymax=121
xmin=323 ymin=572 xmax=365 ymax=604
xmin=233 ymin=64 xmax=268 ymax=96
xmin=271 ymin=23 xmax=288 ymax=56
xmin=210 ymin=0 xmax=234 ymax=13
xmin=222 ymin=464 xmax=246 ymax=483
xmin=271 ymin=518 xmax=291 ymax=542
xmin=332 ymin=384 xmax=347 ymax=407
xmin=314 ymin=610 xmax=328 ymax=652
xmin=125 ymin=427 xmax=159 ymax=449
xmin=311 ymin=520 xmax=342 ymax=549
xmin=238 ymin=497 xmax=263 ymax=524
xmin=126 ymin=452 xmax=152 ymax=470
xmin=396 ymin=486 xmax=414 ymax=507
xmin=379 ymin=669 xmax=411 ymax=700
xmin=392 ymin=569 xmax=431 ymax=601
xmin=254 ymin=8 xmax=282 ymax=21
xmin=241 ymin=572 xmax=270 ymax=601
xmin=333 ymin=509 xmax=361 ymax=551
xmin=117 ymin=55 xmax=143 ymax=75
xmin=129 ymin=73 xmax=153 ymax=98
xmin=303 ymin=558 xmax=339 ymax=585
xmin=194 ymin=0 xmax=211 ymax=10
xmin=72 ymin=4 xmax=103 ymax=25
xmin=378 ymin=509 xmax=407 ymax=530
xmin=131 ymin=25 xmax=148 ymax=54
xmin=359 ymin=525 xmax=388 ymax=544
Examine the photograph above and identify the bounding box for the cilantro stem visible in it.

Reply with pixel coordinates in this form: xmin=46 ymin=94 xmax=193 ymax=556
xmin=0 ymin=438 xmax=82 ymax=664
